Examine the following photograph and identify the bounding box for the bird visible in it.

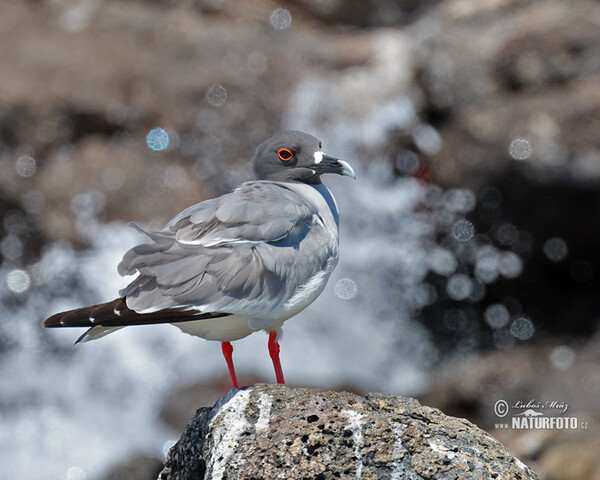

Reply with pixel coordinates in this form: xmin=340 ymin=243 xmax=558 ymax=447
xmin=43 ymin=130 xmax=355 ymax=388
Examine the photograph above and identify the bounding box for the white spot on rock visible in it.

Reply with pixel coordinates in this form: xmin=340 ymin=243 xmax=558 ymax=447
xmin=255 ymin=393 xmax=273 ymax=432
xmin=207 ymin=390 xmax=251 ymax=480
xmin=342 ymin=409 xmax=365 ymax=480
xmin=390 ymin=422 xmax=406 ymax=480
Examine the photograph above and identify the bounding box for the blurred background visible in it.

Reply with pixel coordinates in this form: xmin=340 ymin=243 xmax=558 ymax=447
xmin=1 ymin=0 xmax=599 ymax=479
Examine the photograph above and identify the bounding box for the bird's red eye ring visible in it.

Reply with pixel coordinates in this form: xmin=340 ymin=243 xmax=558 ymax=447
xmin=277 ymin=148 xmax=294 ymax=162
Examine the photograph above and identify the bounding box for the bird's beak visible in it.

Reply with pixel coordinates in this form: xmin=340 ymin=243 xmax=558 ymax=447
xmin=311 ymin=154 xmax=356 ymax=179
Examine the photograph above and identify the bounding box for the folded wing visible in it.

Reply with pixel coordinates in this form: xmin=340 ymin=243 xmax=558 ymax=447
xmin=117 ymin=181 xmax=330 ymax=319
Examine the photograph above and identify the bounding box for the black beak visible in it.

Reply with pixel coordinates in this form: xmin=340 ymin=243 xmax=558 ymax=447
xmin=310 ymin=154 xmax=356 ymax=179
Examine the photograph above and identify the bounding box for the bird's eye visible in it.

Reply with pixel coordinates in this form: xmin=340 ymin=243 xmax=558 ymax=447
xmin=277 ymin=149 xmax=294 ymax=162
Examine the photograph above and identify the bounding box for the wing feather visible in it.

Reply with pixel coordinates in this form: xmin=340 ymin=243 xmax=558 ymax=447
xmin=117 ymin=181 xmax=334 ymax=318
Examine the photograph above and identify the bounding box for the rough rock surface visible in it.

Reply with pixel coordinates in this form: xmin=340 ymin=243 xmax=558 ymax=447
xmin=160 ymin=384 xmax=537 ymax=480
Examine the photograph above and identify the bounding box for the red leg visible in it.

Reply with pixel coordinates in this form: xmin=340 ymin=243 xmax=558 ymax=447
xmin=268 ymin=331 xmax=285 ymax=384
xmin=221 ymin=341 xmax=239 ymax=388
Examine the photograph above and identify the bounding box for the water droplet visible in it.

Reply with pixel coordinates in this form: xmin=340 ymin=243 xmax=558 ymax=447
xmin=1 ymin=235 xmax=23 ymax=261
xmin=395 ymin=150 xmax=420 ymax=175
xmin=468 ymin=280 xmax=486 ymax=302
xmin=205 ymin=84 xmax=228 ymax=107
xmin=6 ymin=269 xmax=30 ymax=293
xmin=543 ymin=237 xmax=568 ymax=262
xmin=146 ymin=127 xmax=170 ymax=151
xmin=549 ymin=345 xmax=575 ymax=370
xmin=495 ymin=223 xmax=519 ymax=246
xmin=474 ymin=255 xmax=499 ymax=283
xmin=270 ymin=8 xmax=292 ymax=30
xmin=334 ymin=278 xmax=357 ymax=300
xmin=413 ymin=124 xmax=442 ymax=155
xmin=451 ymin=218 xmax=475 ymax=242
xmin=446 ymin=274 xmax=473 ymax=300
xmin=66 ymin=466 xmax=87 ymax=480
xmin=510 ymin=316 xmax=534 ymax=340
xmin=497 ymin=251 xmax=523 ymax=279
xmin=16 ymin=155 xmax=37 ymax=177
xmin=443 ymin=189 xmax=476 ymax=213
xmin=428 ymin=248 xmax=457 ymax=276
xmin=484 ymin=304 xmax=510 ymax=329
xmin=570 ymin=260 xmax=593 ymax=283
xmin=508 ymin=138 xmax=532 ymax=160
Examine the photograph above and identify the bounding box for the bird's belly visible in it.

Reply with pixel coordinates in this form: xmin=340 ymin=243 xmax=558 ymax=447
xmin=173 ymin=314 xmax=254 ymax=342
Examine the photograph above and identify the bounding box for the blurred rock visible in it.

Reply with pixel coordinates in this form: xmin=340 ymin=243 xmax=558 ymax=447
xmin=408 ymin=0 xmax=600 ymax=187
xmin=0 ymin=0 xmax=361 ymax=245
xmin=102 ymin=454 xmax=163 ymax=480
xmin=160 ymin=383 xmax=538 ymax=479
xmin=286 ymin=0 xmax=443 ymax=27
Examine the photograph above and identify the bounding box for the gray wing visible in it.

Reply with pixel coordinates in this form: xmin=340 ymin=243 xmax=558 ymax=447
xmin=118 ymin=181 xmax=336 ymax=318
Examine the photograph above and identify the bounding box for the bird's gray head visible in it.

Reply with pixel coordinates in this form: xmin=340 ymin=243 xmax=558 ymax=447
xmin=252 ymin=131 xmax=355 ymax=184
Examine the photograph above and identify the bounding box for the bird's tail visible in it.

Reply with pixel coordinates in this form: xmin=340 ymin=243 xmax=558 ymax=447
xmin=43 ymin=298 xmax=228 ymax=330
xmin=43 ymin=298 xmax=129 ymax=328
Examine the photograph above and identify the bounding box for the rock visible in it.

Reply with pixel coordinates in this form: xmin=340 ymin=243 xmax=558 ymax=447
xmin=420 ymin=339 xmax=600 ymax=480
xmin=160 ymin=384 xmax=538 ymax=479
xmin=159 ymin=374 xmax=268 ymax=433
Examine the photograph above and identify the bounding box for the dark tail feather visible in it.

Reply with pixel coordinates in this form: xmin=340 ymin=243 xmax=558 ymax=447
xmin=43 ymin=298 xmax=228 ymax=329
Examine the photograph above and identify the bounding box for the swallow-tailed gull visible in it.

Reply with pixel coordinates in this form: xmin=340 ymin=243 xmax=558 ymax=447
xmin=44 ymin=131 xmax=355 ymax=387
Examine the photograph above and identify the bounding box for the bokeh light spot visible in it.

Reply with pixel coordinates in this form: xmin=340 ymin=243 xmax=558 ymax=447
xmin=495 ymin=222 xmax=519 ymax=246
xmin=498 ymin=251 xmax=523 ymax=279
xmin=510 ymin=316 xmax=534 ymax=340
xmin=205 ymin=84 xmax=228 ymax=107
xmin=334 ymin=278 xmax=358 ymax=300
xmin=508 ymin=138 xmax=533 ymax=160
xmin=484 ymin=304 xmax=510 ymax=329
xmin=270 ymin=8 xmax=292 ymax=30
xmin=66 ymin=466 xmax=87 ymax=480
xmin=570 ymin=260 xmax=593 ymax=283
xmin=444 ymin=189 xmax=476 ymax=213
xmin=475 ymin=255 xmax=499 ymax=284
xmin=6 ymin=269 xmax=31 ymax=293
xmin=16 ymin=155 xmax=37 ymax=177
xmin=395 ymin=150 xmax=420 ymax=175
xmin=146 ymin=128 xmax=170 ymax=151
xmin=446 ymin=274 xmax=473 ymax=300
xmin=451 ymin=218 xmax=475 ymax=242
xmin=428 ymin=248 xmax=457 ymax=276
xmin=543 ymin=237 xmax=568 ymax=262
xmin=549 ymin=345 xmax=575 ymax=370
xmin=1 ymin=235 xmax=23 ymax=261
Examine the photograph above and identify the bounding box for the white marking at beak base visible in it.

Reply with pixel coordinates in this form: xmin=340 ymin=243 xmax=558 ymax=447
xmin=313 ymin=151 xmax=323 ymax=164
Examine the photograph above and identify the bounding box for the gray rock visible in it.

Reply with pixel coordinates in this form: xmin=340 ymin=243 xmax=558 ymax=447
xmin=160 ymin=384 xmax=537 ymax=480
